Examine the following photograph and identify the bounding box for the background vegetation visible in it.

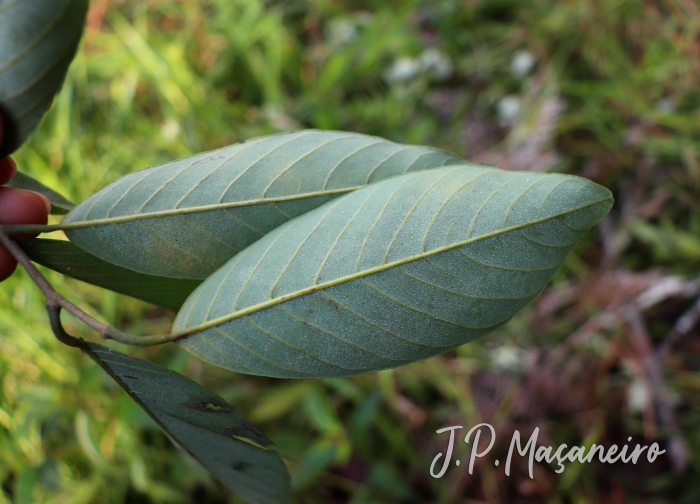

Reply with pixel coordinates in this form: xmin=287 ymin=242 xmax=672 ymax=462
xmin=2 ymin=0 xmax=699 ymax=502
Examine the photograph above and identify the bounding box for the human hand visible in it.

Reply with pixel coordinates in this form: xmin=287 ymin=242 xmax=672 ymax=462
xmin=0 ymin=116 xmax=51 ymax=281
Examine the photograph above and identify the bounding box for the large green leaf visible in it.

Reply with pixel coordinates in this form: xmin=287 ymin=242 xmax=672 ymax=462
xmin=6 ymin=171 xmax=74 ymax=214
xmin=17 ymin=238 xmax=200 ymax=310
xmin=0 ymin=0 xmax=88 ymax=157
xmin=172 ymin=165 xmax=613 ymax=379
xmin=82 ymin=342 xmax=291 ymax=504
xmin=61 ymin=130 xmax=464 ymax=279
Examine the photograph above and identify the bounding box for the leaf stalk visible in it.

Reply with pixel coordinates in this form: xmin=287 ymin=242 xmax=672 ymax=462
xmin=0 ymin=226 xmax=182 ymax=347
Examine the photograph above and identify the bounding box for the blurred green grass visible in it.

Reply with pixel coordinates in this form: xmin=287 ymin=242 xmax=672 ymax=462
xmin=2 ymin=0 xmax=700 ymax=502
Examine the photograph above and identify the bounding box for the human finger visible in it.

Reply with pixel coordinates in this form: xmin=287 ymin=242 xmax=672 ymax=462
xmin=0 ymin=186 xmax=51 ymax=281
xmin=0 ymin=157 xmax=17 ymax=185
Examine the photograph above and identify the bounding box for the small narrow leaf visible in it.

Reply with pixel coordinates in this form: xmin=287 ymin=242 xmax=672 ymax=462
xmin=0 ymin=0 xmax=88 ymax=156
xmin=82 ymin=342 xmax=292 ymax=504
xmin=173 ymin=165 xmax=613 ymax=378
xmin=17 ymin=239 xmax=199 ymax=310
xmin=6 ymin=172 xmax=75 ymax=214
xmin=61 ymin=130 xmax=464 ymax=279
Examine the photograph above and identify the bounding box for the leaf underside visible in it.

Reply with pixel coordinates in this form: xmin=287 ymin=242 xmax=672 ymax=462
xmin=7 ymin=172 xmax=75 ymax=214
xmin=17 ymin=239 xmax=200 ymax=310
xmin=0 ymin=0 xmax=88 ymax=157
xmin=173 ymin=166 xmax=613 ymax=379
xmin=82 ymin=342 xmax=292 ymax=504
xmin=62 ymin=130 xmax=465 ymax=279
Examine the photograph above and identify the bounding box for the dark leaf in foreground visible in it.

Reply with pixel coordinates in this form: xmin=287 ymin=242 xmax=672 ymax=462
xmin=82 ymin=342 xmax=292 ymax=504
xmin=0 ymin=0 xmax=88 ymax=156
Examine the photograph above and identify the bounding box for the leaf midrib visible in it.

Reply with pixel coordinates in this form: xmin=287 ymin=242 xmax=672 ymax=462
xmin=59 ymin=186 xmax=364 ymax=230
xmin=175 ymin=196 xmax=611 ymax=338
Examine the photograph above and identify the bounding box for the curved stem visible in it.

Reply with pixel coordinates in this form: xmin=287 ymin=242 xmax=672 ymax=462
xmin=0 ymin=226 xmax=183 ymax=347
xmin=46 ymin=304 xmax=82 ymax=348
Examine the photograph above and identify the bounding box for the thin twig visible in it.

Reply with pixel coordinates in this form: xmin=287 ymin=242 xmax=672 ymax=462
xmin=624 ymin=312 xmax=689 ymax=473
xmin=657 ymin=294 xmax=700 ymax=359
xmin=553 ymin=274 xmax=700 ymax=361
xmin=0 ymin=226 xmax=182 ymax=347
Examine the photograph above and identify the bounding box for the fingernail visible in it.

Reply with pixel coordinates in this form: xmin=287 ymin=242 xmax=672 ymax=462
xmin=26 ymin=191 xmax=52 ymax=214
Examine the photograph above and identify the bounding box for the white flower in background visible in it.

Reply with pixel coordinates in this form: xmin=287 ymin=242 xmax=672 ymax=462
xmin=627 ymin=378 xmax=651 ymax=412
xmin=161 ymin=118 xmax=180 ymax=140
xmin=489 ymin=345 xmax=526 ymax=373
xmin=420 ymin=48 xmax=453 ymax=81
xmin=511 ymin=50 xmax=536 ymax=77
xmin=497 ymin=95 xmax=521 ymax=126
xmin=383 ymin=56 xmax=423 ymax=83
xmin=384 ymin=49 xmax=453 ymax=84
xmin=325 ymin=13 xmax=372 ymax=48
xmin=655 ymin=97 xmax=676 ymax=113
xmin=326 ymin=18 xmax=357 ymax=47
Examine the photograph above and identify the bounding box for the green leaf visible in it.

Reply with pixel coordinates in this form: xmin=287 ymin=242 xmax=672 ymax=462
xmin=61 ymin=130 xmax=464 ymax=279
xmin=0 ymin=0 xmax=88 ymax=157
xmin=17 ymin=238 xmax=199 ymax=310
xmin=81 ymin=342 xmax=292 ymax=504
xmin=6 ymin=172 xmax=74 ymax=214
xmin=173 ymin=165 xmax=613 ymax=378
